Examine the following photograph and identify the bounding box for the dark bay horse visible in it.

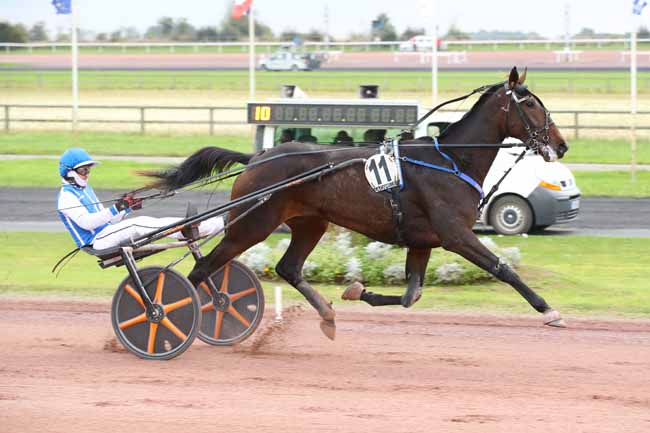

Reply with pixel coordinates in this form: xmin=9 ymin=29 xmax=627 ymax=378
xmin=146 ymin=67 xmax=568 ymax=338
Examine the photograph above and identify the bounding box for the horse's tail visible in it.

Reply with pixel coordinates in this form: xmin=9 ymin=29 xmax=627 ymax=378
xmin=141 ymin=146 xmax=253 ymax=191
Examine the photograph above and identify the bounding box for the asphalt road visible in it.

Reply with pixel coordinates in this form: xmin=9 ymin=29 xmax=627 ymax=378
xmin=2 ymin=187 xmax=649 ymax=237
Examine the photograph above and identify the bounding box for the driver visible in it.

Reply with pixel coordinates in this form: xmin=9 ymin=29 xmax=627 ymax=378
xmin=56 ymin=148 xmax=223 ymax=250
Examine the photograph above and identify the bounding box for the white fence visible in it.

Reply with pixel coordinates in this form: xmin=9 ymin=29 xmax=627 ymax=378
xmin=1 ymin=38 xmax=649 ymax=53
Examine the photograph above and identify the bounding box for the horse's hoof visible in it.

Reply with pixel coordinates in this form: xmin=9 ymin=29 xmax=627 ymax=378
xmin=543 ymin=310 xmax=567 ymax=328
xmin=319 ymin=320 xmax=336 ymax=340
xmin=341 ymin=281 xmax=365 ymax=301
xmin=400 ymin=289 xmax=422 ymax=308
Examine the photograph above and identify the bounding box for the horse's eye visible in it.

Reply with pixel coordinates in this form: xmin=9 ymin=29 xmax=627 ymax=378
xmin=526 ymin=99 xmax=534 ymax=107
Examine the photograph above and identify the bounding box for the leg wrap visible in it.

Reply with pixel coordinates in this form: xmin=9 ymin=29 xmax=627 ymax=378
xmin=360 ymin=291 xmax=403 ymax=307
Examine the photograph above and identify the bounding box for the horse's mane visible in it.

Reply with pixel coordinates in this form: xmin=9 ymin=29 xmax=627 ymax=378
xmin=438 ymin=82 xmax=504 ymax=140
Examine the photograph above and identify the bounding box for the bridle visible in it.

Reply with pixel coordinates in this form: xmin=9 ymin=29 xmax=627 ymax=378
xmin=502 ymin=83 xmax=554 ymax=155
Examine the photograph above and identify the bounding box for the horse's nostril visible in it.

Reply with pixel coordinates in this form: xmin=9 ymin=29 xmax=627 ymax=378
xmin=558 ymin=142 xmax=568 ymax=155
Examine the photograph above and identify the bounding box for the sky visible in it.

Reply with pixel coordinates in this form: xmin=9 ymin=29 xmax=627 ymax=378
xmin=1 ymin=0 xmax=648 ymax=39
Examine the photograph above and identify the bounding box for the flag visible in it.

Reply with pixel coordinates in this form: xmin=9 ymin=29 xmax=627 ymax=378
xmin=232 ymin=0 xmax=253 ymax=20
xmin=52 ymin=0 xmax=71 ymax=14
xmin=633 ymin=0 xmax=647 ymax=15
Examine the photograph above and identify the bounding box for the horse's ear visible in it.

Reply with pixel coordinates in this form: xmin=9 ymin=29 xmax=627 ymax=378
xmin=508 ymin=67 xmax=519 ymax=89
xmin=518 ymin=67 xmax=527 ymax=85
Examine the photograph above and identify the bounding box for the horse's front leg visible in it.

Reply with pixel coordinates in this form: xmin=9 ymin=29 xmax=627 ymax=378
xmin=342 ymin=247 xmax=431 ymax=308
xmin=439 ymin=228 xmax=565 ymax=327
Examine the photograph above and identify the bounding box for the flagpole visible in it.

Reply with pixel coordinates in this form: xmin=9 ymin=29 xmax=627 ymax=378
xmin=71 ymin=0 xmax=79 ymax=130
xmin=248 ymin=4 xmax=255 ymax=99
xmin=431 ymin=0 xmax=438 ymax=107
xmin=631 ymin=13 xmax=638 ymax=182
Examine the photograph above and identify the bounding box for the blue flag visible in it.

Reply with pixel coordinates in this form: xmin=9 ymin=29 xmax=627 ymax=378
xmin=52 ymin=0 xmax=71 ymax=14
xmin=633 ymin=0 xmax=647 ymax=15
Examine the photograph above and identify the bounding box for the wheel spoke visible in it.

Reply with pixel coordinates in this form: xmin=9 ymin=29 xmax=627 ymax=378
xmin=219 ymin=263 xmax=231 ymax=293
xmin=161 ymin=317 xmax=187 ymax=341
xmin=124 ymin=284 xmax=145 ymax=308
xmin=198 ymin=281 xmax=212 ymax=297
xmin=214 ymin=310 xmax=224 ymax=339
xmin=227 ymin=305 xmax=250 ymax=328
xmin=201 ymin=302 xmax=215 ymax=312
xmin=147 ymin=322 xmax=159 ymax=353
xmin=154 ymin=272 xmax=165 ymax=304
xmin=229 ymin=287 xmax=256 ymax=302
xmin=118 ymin=312 xmax=147 ymax=330
xmin=163 ymin=297 xmax=193 ymax=314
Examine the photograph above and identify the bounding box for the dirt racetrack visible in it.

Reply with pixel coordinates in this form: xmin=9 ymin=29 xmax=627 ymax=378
xmin=1 ymin=297 xmax=649 ymax=433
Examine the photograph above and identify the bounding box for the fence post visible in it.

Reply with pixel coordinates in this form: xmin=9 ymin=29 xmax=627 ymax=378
xmin=209 ymin=108 xmax=214 ymax=135
xmin=4 ymin=105 xmax=9 ymax=133
xmin=140 ymin=107 xmax=145 ymax=134
xmin=574 ymin=111 xmax=579 ymax=139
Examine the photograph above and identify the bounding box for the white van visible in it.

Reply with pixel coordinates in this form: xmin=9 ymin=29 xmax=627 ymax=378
xmin=247 ymin=98 xmax=580 ymax=235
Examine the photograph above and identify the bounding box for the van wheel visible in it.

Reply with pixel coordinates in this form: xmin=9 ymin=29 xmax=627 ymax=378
xmin=489 ymin=195 xmax=533 ymax=235
xmin=291 ymin=65 xmax=298 ymax=71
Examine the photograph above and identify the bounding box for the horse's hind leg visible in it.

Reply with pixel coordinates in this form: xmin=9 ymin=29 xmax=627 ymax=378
xmin=275 ymin=216 xmax=337 ymax=340
xmin=342 ymin=247 xmax=431 ymax=308
xmin=187 ymin=209 xmax=282 ymax=286
xmin=440 ymin=228 xmax=565 ymax=327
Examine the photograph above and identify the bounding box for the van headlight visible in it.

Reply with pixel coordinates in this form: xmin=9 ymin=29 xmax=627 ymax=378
xmin=539 ymin=180 xmax=561 ymax=191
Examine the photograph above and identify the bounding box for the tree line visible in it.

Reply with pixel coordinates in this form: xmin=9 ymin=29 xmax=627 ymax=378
xmin=1 ymin=14 xmax=647 ymax=44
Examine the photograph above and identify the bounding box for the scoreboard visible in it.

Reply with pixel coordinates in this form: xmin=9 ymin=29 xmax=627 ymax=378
xmin=247 ymin=102 xmax=419 ymax=127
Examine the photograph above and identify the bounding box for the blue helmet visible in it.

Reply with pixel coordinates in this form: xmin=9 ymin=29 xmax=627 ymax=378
xmin=59 ymin=148 xmax=98 ymax=177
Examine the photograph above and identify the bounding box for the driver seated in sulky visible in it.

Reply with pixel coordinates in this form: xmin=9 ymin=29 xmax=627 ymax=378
xmin=56 ymin=148 xmax=224 ymax=250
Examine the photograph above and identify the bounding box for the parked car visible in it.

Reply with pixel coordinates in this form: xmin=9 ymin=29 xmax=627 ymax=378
xmin=258 ymin=51 xmax=323 ymax=71
xmin=399 ymin=35 xmax=446 ymax=52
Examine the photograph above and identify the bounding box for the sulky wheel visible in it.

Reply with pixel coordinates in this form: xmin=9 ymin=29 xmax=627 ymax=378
xmin=196 ymin=260 xmax=264 ymax=346
xmin=111 ymin=267 xmax=201 ymax=360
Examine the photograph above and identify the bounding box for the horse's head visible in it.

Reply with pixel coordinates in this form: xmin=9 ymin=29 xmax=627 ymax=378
xmin=498 ymin=67 xmax=568 ymax=162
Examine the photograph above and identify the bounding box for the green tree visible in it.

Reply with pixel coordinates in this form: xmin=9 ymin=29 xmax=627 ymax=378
xmin=444 ymin=25 xmax=469 ymax=40
xmin=370 ymin=13 xmax=397 ymax=41
xmin=28 ymin=21 xmax=48 ymax=41
xmin=172 ymin=18 xmax=196 ymax=41
xmin=0 ymin=22 xmax=28 ymax=43
xmin=639 ymin=26 xmax=650 ymax=39
xmin=400 ymin=27 xmax=425 ymax=40
xmin=197 ymin=27 xmax=218 ymax=41
xmin=219 ymin=15 xmax=273 ymax=41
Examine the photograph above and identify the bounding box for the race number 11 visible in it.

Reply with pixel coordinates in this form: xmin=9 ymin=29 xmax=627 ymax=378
xmin=364 ymin=154 xmax=400 ymax=192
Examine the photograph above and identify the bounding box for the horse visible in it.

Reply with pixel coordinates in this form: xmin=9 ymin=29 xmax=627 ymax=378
xmin=145 ymin=67 xmax=569 ymax=339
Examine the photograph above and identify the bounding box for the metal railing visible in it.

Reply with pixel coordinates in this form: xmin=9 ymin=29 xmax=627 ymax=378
xmin=1 ymin=104 xmax=649 ymax=137
xmin=1 ymin=38 xmax=649 ymax=53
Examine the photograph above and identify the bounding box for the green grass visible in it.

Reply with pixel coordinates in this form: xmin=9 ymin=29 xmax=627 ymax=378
xmin=1 ymin=70 xmax=649 ymax=94
xmin=1 ymin=132 xmax=649 ymax=165
xmin=563 ymin=138 xmax=650 ymax=165
xmin=574 ymin=171 xmax=650 ymax=197
xmin=0 ymin=131 xmax=254 ymax=156
xmin=0 ymin=158 xmax=236 ymax=191
xmin=1 ymin=232 xmax=648 ymax=318
xmin=1 ymin=161 xmax=647 ymax=198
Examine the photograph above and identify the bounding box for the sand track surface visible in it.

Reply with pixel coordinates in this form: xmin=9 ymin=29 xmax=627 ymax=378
xmin=1 ymin=298 xmax=649 ymax=433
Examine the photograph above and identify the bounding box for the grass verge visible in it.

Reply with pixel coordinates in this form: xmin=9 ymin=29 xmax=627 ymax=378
xmin=0 ymin=158 xmax=646 ymax=197
xmin=1 ymin=232 xmax=648 ymax=318
xmin=1 ymin=70 xmax=649 ymax=94
xmin=1 ymin=131 xmax=650 ymax=165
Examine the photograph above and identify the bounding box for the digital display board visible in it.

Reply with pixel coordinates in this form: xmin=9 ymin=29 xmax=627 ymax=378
xmin=247 ymin=102 xmax=418 ymax=127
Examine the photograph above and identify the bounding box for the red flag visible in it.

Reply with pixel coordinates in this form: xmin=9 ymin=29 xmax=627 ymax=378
xmin=232 ymin=0 xmax=253 ymax=20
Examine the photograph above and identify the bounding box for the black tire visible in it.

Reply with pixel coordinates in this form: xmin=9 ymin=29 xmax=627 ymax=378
xmin=111 ymin=267 xmax=201 ymax=360
xmin=489 ymin=195 xmax=534 ymax=235
xmin=196 ymin=260 xmax=264 ymax=346
xmin=261 ymin=64 xmax=268 ymax=71
xmin=291 ymin=65 xmax=299 ymax=71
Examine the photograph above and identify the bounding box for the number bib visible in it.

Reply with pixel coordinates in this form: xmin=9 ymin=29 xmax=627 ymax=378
xmin=364 ymin=153 xmax=401 ymax=192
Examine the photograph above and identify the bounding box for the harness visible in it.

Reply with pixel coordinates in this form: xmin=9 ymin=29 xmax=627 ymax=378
xmin=383 ymin=81 xmax=555 ymax=244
